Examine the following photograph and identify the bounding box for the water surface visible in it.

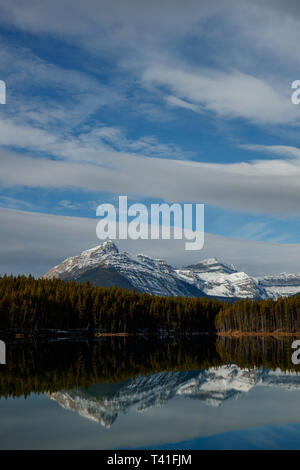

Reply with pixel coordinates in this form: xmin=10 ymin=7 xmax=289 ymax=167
xmin=1 ymin=336 xmax=300 ymax=449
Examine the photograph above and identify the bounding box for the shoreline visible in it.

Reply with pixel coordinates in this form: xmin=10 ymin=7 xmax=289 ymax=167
xmin=0 ymin=329 xmax=213 ymax=340
xmin=2 ymin=329 xmax=300 ymax=339
xmin=217 ymin=330 xmax=300 ymax=337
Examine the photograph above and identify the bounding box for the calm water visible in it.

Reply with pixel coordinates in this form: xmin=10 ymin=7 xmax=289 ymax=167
xmin=1 ymin=336 xmax=300 ymax=449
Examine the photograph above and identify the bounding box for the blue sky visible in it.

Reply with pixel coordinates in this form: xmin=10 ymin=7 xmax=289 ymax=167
xmin=1 ymin=0 xmax=300 ymax=274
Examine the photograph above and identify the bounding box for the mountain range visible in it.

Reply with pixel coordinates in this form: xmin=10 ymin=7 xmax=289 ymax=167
xmin=43 ymin=240 xmax=300 ymax=300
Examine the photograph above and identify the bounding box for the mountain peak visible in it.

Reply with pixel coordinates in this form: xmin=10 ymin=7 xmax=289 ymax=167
xmin=100 ymin=240 xmax=119 ymax=253
xmin=85 ymin=240 xmax=119 ymax=255
xmin=200 ymin=257 xmax=220 ymax=265
xmin=184 ymin=258 xmax=237 ymax=274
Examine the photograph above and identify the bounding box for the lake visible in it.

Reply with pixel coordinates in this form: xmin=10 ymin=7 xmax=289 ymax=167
xmin=1 ymin=335 xmax=300 ymax=449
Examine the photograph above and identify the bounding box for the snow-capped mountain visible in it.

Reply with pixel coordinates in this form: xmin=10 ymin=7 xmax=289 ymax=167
xmin=43 ymin=241 xmax=300 ymax=300
xmin=176 ymin=263 xmax=268 ymax=300
xmin=48 ymin=365 xmax=300 ymax=428
xmin=255 ymin=273 xmax=300 ymax=299
xmin=43 ymin=240 xmax=202 ymax=297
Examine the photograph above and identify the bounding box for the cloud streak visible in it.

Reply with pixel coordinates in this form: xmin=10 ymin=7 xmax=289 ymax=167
xmin=144 ymin=66 xmax=299 ymax=125
xmin=1 ymin=140 xmax=300 ymax=216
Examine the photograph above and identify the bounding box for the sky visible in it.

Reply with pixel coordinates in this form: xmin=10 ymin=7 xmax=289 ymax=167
xmin=1 ymin=0 xmax=300 ymax=275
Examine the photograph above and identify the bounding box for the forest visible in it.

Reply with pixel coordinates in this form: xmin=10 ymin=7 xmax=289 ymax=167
xmin=215 ymin=296 xmax=300 ymax=333
xmin=0 ymin=275 xmax=222 ymax=333
xmin=1 ymin=275 xmax=300 ymax=334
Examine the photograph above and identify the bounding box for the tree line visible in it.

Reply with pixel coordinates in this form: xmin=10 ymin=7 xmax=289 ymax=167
xmin=1 ymin=275 xmax=300 ymax=334
xmin=215 ymin=296 xmax=300 ymax=333
xmin=0 ymin=275 xmax=222 ymax=333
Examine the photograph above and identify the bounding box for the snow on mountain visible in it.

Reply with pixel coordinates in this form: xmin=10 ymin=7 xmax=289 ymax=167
xmin=43 ymin=241 xmax=120 ymax=279
xmin=43 ymin=240 xmax=300 ymax=300
xmin=185 ymin=258 xmax=237 ymax=274
xmin=255 ymin=273 xmax=300 ymax=299
xmin=176 ymin=265 xmax=268 ymax=300
xmin=43 ymin=240 xmax=203 ymax=297
xmin=48 ymin=365 xmax=300 ymax=428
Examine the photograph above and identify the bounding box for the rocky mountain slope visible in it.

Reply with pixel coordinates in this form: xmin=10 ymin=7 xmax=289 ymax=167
xmin=255 ymin=273 xmax=300 ymax=299
xmin=43 ymin=241 xmax=300 ymax=300
xmin=43 ymin=241 xmax=202 ymax=297
xmin=176 ymin=259 xmax=268 ymax=299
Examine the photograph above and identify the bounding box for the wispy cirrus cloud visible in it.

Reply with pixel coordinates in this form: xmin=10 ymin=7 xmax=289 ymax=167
xmin=0 ymin=42 xmax=123 ymax=139
xmin=1 ymin=141 xmax=300 ymax=216
xmin=165 ymin=95 xmax=203 ymax=114
xmin=143 ymin=66 xmax=299 ymax=125
xmin=2 ymin=0 xmax=300 ymax=128
xmin=241 ymin=144 xmax=300 ymax=160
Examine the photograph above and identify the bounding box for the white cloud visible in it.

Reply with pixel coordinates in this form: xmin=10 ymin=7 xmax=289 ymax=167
xmin=58 ymin=200 xmax=97 ymax=211
xmin=235 ymin=221 xmax=289 ymax=243
xmin=165 ymin=95 xmax=202 ymax=113
xmin=1 ymin=0 xmax=300 ymax=130
xmin=241 ymin=144 xmax=300 ymax=160
xmin=0 ymin=196 xmax=36 ymax=211
xmin=144 ymin=66 xmax=299 ymax=125
xmin=0 ymin=43 xmax=121 ymax=132
xmin=2 ymin=137 xmax=300 ymax=216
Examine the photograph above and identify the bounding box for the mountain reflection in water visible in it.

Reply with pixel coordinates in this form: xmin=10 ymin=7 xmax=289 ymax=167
xmin=2 ymin=335 xmax=300 ymax=449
